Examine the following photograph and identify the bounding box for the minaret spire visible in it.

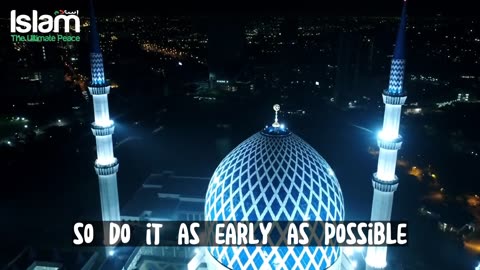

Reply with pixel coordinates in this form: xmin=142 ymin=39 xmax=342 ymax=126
xmin=366 ymin=1 xmax=408 ymax=269
xmin=89 ymin=0 xmax=106 ymax=87
xmin=386 ymin=0 xmax=408 ymax=96
xmin=88 ymin=0 xmax=120 ymax=257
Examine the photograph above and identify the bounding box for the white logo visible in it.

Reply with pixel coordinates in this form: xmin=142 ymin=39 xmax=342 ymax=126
xmin=10 ymin=10 xmax=80 ymax=34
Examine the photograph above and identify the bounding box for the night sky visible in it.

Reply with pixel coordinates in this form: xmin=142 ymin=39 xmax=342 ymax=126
xmin=2 ymin=0 xmax=479 ymax=17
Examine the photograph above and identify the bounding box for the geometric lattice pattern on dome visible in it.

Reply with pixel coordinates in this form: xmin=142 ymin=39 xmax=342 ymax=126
xmin=205 ymin=130 xmax=345 ymax=270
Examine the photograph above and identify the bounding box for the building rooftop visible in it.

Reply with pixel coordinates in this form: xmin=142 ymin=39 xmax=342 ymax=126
xmin=121 ymin=171 xmax=210 ymax=221
xmin=6 ymin=172 xmax=210 ymax=270
xmin=6 ymin=247 xmax=100 ymax=270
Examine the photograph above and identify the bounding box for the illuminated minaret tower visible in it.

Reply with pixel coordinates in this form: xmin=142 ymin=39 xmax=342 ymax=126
xmin=365 ymin=1 xmax=407 ymax=269
xmin=88 ymin=0 xmax=120 ymax=254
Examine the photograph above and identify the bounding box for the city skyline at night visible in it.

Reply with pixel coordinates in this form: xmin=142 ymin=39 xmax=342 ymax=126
xmin=1 ymin=0 xmax=480 ymax=269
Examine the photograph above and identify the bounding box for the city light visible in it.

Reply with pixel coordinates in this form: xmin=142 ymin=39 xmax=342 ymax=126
xmin=108 ymin=250 xmax=115 ymax=256
xmin=24 ymin=125 xmax=28 ymax=128
xmin=178 ymin=61 xmax=183 ymax=66
xmin=475 ymin=262 xmax=480 ymax=270
xmin=408 ymin=166 xmax=423 ymax=181
xmin=58 ymin=119 xmax=62 ymax=123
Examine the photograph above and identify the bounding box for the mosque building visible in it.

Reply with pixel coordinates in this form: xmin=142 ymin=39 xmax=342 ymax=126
xmin=95 ymin=1 xmax=408 ymax=269
xmin=200 ymin=104 xmax=346 ymax=270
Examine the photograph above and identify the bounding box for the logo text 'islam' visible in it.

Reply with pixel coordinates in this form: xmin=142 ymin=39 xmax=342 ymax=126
xmin=10 ymin=10 xmax=80 ymax=34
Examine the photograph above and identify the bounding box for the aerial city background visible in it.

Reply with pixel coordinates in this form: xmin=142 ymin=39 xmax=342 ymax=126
xmin=0 ymin=0 xmax=479 ymax=269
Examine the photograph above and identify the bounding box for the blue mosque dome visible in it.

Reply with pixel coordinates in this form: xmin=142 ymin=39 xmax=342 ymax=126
xmin=204 ymin=105 xmax=345 ymax=270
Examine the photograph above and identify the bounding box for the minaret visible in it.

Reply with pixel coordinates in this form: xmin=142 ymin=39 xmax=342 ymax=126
xmin=88 ymin=0 xmax=121 ymax=255
xmin=365 ymin=1 xmax=407 ymax=269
